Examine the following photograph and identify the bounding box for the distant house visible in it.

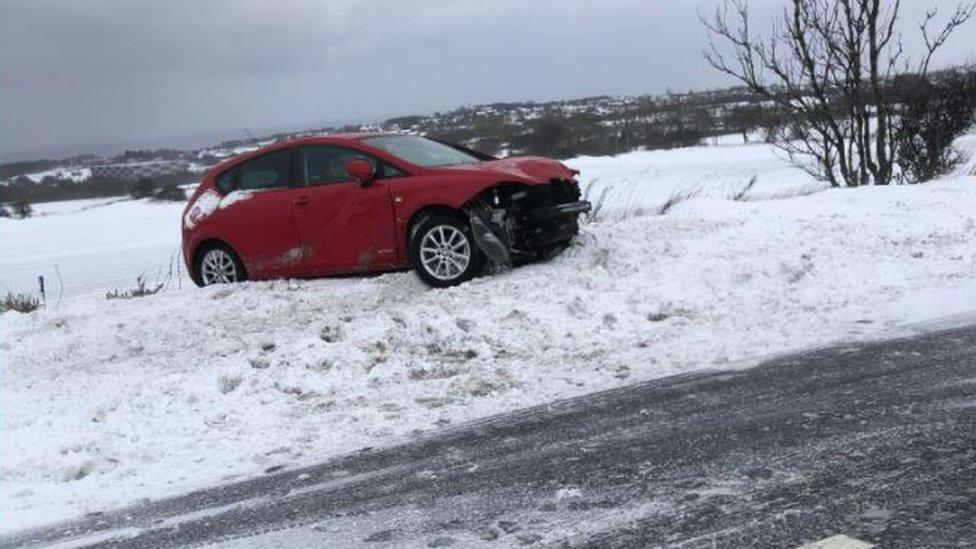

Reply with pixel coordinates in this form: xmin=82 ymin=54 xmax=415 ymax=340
xmin=90 ymin=160 xmax=189 ymax=181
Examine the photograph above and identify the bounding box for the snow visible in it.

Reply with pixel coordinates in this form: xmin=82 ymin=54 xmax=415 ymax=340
xmin=954 ymin=133 xmax=976 ymax=176
xmin=182 ymin=189 xmax=258 ymax=232
xmin=570 ymin=140 xmax=827 ymax=218
xmin=217 ymin=189 xmax=257 ymax=210
xmin=5 ymin=167 xmax=92 ymax=184
xmin=0 ymin=198 xmax=185 ymax=299
xmin=2 ymin=140 xmax=976 ymax=534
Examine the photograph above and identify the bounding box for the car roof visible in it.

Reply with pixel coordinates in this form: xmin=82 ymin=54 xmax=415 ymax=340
xmin=264 ymin=131 xmax=416 ymax=150
xmin=329 ymin=131 xmax=400 ymax=140
xmin=206 ymin=132 xmax=412 ymax=176
xmin=280 ymin=131 xmax=406 ymax=143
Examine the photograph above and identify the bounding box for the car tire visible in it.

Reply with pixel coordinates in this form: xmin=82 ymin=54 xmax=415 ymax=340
xmin=409 ymin=212 xmax=485 ymax=288
xmin=194 ymin=242 xmax=248 ymax=287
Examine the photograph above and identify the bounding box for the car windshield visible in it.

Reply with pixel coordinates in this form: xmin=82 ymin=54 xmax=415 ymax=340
xmin=361 ymin=135 xmax=482 ymax=168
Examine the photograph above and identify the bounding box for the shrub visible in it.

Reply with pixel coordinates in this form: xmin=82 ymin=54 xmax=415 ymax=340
xmin=130 ymin=178 xmax=156 ymax=199
xmin=581 ymin=179 xmax=612 ymax=224
xmin=730 ymin=176 xmax=758 ymax=201
xmin=152 ymin=184 xmax=187 ymax=202
xmin=895 ymin=70 xmax=976 ymax=183
xmin=655 ymin=188 xmax=702 ymax=215
xmin=1 ymin=292 xmax=41 ymax=313
xmin=12 ymin=201 xmax=32 ymax=219
xmin=525 ymin=116 xmax=571 ymax=157
xmin=106 ymin=276 xmax=164 ymax=300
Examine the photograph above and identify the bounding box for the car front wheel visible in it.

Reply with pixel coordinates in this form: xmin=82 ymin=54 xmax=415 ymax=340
xmin=409 ymin=213 xmax=485 ymax=288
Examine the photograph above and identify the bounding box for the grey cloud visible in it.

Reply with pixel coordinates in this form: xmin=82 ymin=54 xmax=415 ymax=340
xmin=2 ymin=0 xmax=973 ymax=160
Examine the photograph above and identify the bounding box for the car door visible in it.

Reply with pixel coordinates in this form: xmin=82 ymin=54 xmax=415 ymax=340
xmin=291 ymin=145 xmax=400 ymax=274
xmin=215 ymin=148 xmax=306 ymax=279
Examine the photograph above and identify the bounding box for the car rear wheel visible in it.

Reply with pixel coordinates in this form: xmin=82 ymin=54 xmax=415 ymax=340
xmin=409 ymin=213 xmax=485 ymax=288
xmin=195 ymin=243 xmax=247 ymax=287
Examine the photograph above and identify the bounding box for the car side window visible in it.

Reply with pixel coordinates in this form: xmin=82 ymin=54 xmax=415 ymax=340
xmin=215 ymin=169 xmax=237 ymax=193
xmin=380 ymin=163 xmax=407 ymax=178
xmin=237 ymin=149 xmax=293 ymax=191
xmin=301 ymin=146 xmax=383 ymax=186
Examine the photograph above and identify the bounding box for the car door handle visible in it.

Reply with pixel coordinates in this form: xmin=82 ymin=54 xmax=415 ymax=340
xmin=293 ymin=196 xmax=310 ymax=206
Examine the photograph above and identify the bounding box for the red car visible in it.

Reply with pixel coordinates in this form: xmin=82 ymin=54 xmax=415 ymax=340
xmin=182 ymin=133 xmax=590 ymax=287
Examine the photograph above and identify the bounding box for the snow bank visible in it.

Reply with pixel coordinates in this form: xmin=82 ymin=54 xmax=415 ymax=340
xmin=3 ymin=178 xmax=975 ymax=533
xmin=2 ymin=141 xmax=975 ymax=533
xmin=566 ymin=140 xmax=826 ymax=218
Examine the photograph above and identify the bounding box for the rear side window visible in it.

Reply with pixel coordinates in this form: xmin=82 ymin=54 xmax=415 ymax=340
xmin=237 ymin=149 xmax=293 ymax=191
xmin=215 ymin=169 xmax=236 ymax=193
xmin=301 ymin=146 xmax=378 ymax=186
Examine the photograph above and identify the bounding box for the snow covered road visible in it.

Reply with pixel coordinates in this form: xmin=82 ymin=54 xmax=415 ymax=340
xmin=2 ymin=140 xmax=975 ymax=534
xmin=7 ymin=324 xmax=976 ymax=548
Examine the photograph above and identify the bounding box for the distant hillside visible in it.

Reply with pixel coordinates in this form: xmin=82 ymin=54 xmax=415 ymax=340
xmin=2 ymin=84 xmax=791 ymax=204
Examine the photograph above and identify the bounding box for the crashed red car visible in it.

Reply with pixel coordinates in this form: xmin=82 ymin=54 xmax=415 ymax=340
xmin=182 ymin=133 xmax=590 ymax=287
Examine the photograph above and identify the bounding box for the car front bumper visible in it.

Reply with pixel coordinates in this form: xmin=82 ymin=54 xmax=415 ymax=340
xmin=518 ymin=200 xmax=591 ymax=249
xmin=468 ymin=179 xmax=591 ymax=267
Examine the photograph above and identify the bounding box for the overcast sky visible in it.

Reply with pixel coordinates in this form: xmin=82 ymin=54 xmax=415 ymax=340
xmin=2 ymin=0 xmax=973 ymax=161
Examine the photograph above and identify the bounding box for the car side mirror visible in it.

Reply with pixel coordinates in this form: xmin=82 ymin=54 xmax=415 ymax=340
xmin=345 ymin=159 xmax=375 ymax=187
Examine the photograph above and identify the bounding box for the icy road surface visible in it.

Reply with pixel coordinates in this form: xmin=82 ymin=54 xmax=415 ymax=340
xmin=6 ymin=324 xmax=975 ymax=548
xmin=2 ymin=138 xmax=976 ymax=532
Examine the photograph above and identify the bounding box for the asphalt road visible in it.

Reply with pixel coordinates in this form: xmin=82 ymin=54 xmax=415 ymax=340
xmin=6 ymin=324 xmax=976 ymax=548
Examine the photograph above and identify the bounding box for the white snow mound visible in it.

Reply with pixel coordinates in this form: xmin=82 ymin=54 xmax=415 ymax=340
xmin=2 ymin=141 xmax=976 ymax=533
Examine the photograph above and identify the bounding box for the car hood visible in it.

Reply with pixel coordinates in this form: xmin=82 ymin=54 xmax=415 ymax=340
xmin=429 ymin=156 xmax=574 ymax=185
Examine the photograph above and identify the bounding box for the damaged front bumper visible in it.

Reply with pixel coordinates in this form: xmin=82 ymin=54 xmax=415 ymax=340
xmin=468 ymin=180 xmax=591 ymax=268
xmin=525 ymin=201 xmax=593 ymax=223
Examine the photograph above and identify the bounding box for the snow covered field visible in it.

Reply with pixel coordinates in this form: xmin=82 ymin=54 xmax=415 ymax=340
xmin=2 ymin=139 xmax=975 ymax=533
xmin=0 ymin=198 xmax=186 ymax=299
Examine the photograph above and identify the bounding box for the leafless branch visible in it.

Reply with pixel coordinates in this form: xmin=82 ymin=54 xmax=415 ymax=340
xmin=700 ymin=0 xmax=975 ymax=188
xmin=919 ymin=2 xmax=976 ymax=74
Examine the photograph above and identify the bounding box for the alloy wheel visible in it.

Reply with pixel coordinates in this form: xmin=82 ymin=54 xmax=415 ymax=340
xmin=200 ymin=248 xmax=239 ymax=285
xmin=419 ymin=225 xmax=471 ymax=281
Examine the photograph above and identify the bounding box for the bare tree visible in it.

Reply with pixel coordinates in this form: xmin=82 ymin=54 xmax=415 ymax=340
xmin=701 ymin=0 xmax=974 ymax=187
